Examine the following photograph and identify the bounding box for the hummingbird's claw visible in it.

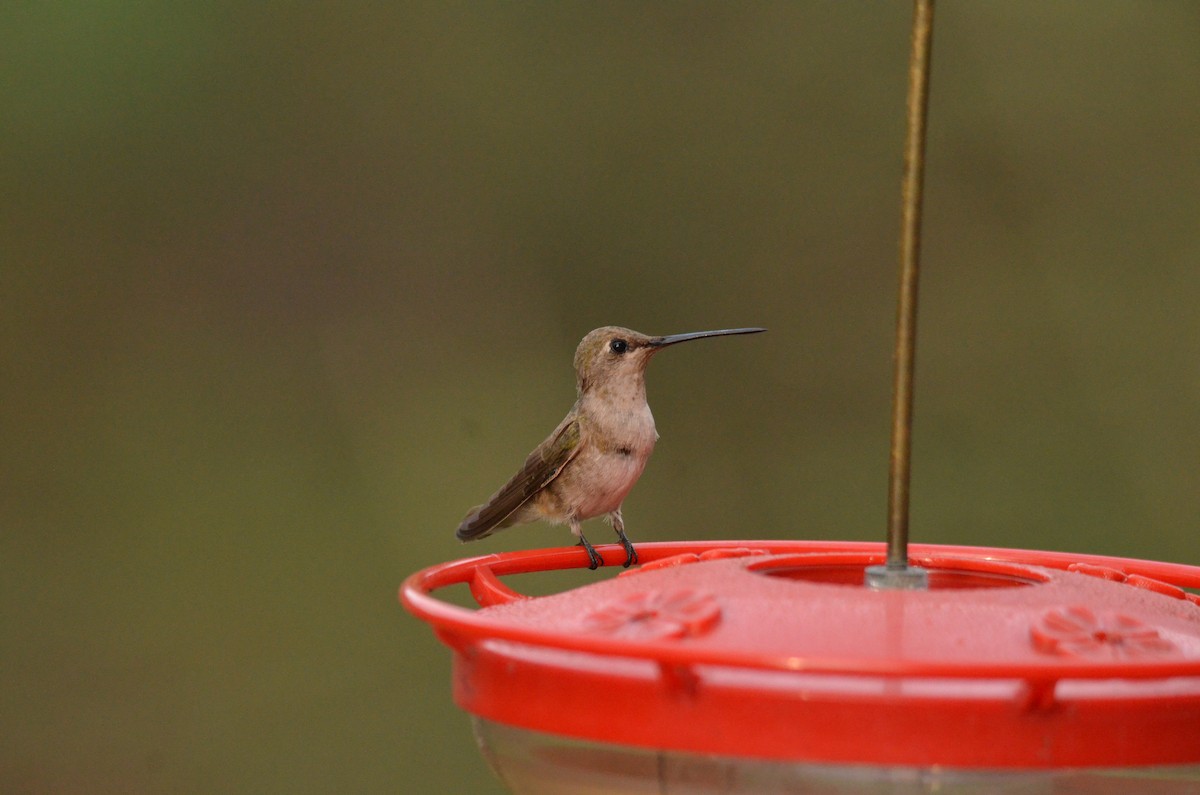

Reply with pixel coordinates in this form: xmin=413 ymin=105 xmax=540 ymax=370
xmin=612 ymin=523 xmax=638 ymax=567
xmin=577 ymin=537 xmax=603 ymax=570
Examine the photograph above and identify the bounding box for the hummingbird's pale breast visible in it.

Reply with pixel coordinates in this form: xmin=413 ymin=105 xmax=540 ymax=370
xmin=532 ymin=394 xmax=657 ymax=523
xmin=577 ymin=404 xmax=658 ymax=519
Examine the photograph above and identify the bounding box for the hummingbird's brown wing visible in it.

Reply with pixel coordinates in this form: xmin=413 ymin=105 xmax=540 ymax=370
xmin=456 ymin=417 xmax=582 ymax=541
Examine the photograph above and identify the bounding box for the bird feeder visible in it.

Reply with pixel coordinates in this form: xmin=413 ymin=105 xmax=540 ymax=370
xmin=402 ymin=540 xmax=1200 ymax=792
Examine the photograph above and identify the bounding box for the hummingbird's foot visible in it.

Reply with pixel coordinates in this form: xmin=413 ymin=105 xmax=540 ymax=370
xmin=576 ymin=537 xmax=603 ymax=570
xmin=613 ymin=528 xmax=638 ymax=567
xmin=619 ymin=539 xmax=638 ymax=568
xmin=609 ymin=509 xmax=637 ymax=567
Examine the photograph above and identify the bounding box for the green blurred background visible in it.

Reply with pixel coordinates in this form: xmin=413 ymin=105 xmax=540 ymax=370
xmin=3 ymin=2 xmax=1198 ymax=792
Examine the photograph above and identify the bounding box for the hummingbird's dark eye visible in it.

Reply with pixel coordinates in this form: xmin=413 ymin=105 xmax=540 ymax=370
xmin=609 ymin=339 xmax=629 ymax=354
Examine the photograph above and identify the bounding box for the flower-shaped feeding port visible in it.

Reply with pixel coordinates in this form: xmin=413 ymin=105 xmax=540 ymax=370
xmin=580 ymin=588 xmax=721 ymax=640
xmin=1031 ymin=605 xmax=1180 ymax=659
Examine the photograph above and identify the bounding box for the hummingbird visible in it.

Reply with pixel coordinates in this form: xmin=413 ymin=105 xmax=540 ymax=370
xmin=456 ymin=325 xmax=765 ymax=569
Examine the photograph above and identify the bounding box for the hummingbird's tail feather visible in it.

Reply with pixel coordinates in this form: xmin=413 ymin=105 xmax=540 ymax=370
xmin=456 ymin=504 xmax=507 ymax=542
xmin=456 ymin=507 xmax=489 ymax=541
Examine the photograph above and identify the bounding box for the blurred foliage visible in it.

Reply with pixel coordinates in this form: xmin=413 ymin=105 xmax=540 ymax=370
xmin=2 ymin=2 xmax=1198 ymax=793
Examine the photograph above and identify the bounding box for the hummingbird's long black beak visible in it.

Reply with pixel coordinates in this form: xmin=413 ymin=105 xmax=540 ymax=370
xmin=648 ymin=327 xmax=767 ymax=348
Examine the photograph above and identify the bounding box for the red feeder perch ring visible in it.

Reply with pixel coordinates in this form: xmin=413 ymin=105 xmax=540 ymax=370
xmin=402 ymin=541 xmax=1200 ymax=788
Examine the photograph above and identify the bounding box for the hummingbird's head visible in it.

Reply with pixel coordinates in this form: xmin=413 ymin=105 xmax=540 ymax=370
xmin=572 ymin=325 xmax=766 ymax=394
xmin=573 ymin=326 xmax=657 ymax=394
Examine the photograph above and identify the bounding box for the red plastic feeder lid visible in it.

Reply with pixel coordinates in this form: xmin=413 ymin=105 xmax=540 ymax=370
xmin=402 ymin=541 xmax=1200 ymax=769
